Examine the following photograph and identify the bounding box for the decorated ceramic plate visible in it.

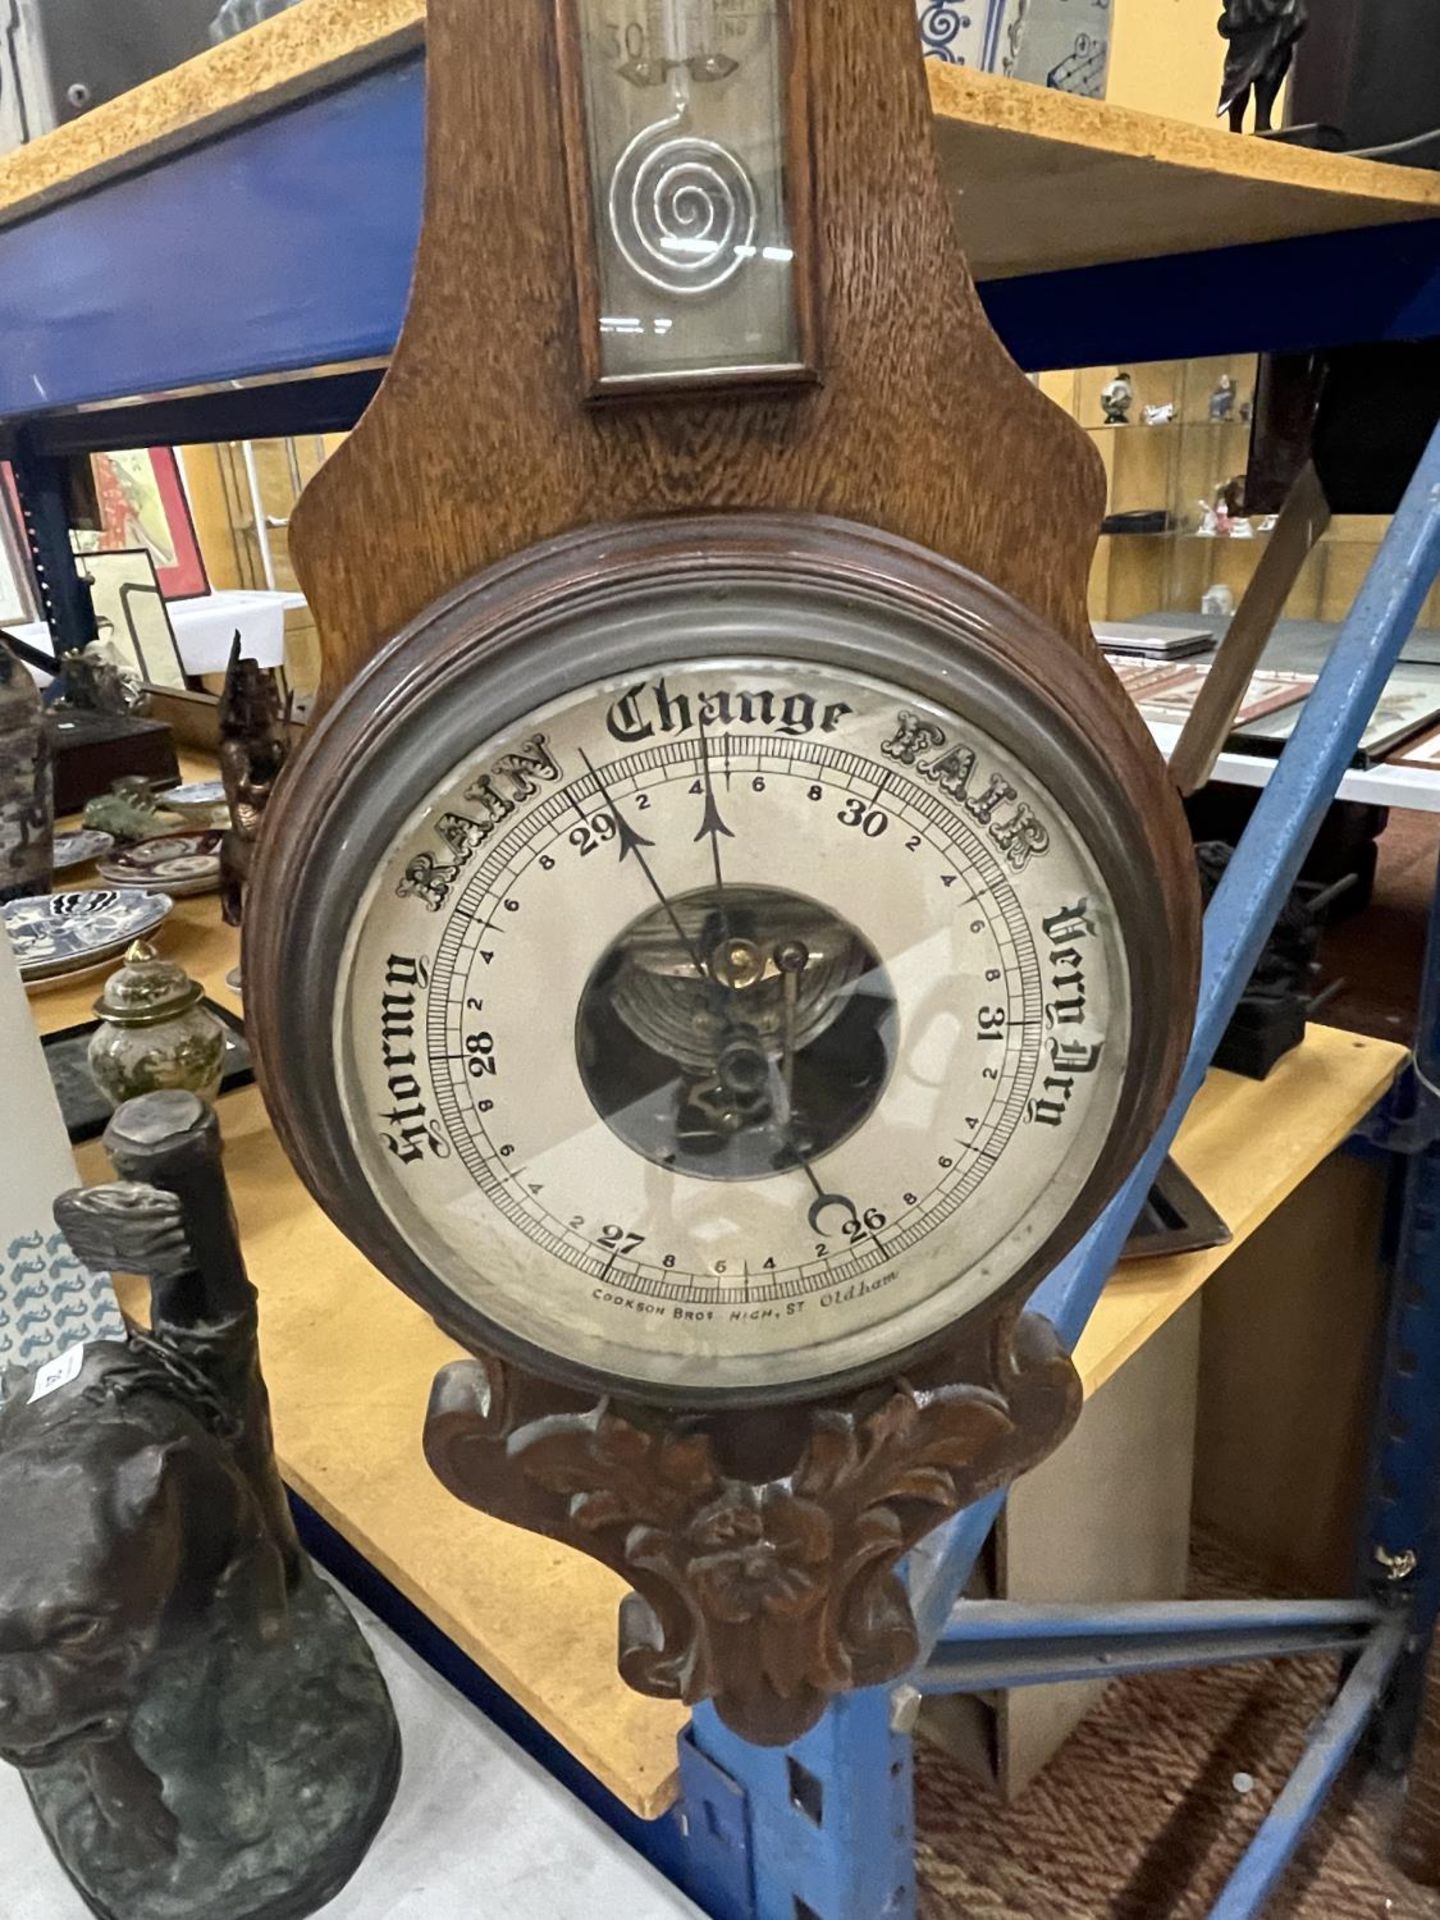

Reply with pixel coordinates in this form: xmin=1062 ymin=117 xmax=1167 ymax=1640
xmin=162 ymin=780 xmax=230 ymax=823
xmin=52 ymin=830 xmax=116 ymax=872
xmin=97 ymin=832 xmax=224 ymax=898
xmin=2 ymin=889 xmax=174 ymax=982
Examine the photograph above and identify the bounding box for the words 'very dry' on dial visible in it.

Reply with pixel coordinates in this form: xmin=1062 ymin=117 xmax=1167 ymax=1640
xmin=337 ymin=659 xmax=1130 ymax=1398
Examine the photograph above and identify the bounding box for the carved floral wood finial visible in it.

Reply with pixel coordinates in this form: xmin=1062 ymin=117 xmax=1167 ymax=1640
xmin=426 ymin=1310 xmax=1079 ymax=1743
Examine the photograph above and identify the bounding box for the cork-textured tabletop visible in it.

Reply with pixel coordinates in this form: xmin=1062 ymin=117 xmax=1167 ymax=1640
xmin=0 ymin=1 xmax=1435 ymax=285
xmin=32 ymin=758 xmax=1406 ymax=1820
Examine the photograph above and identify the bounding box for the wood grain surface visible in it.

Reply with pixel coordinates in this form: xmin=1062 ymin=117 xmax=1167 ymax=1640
xmin=246 ymin=0 xmax=1211 ymax=1741
xmin=288 ymin=0 xmax=1109 ymax=704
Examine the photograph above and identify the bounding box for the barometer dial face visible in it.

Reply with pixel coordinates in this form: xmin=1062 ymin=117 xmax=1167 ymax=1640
xmin=334 ymin=657 xmax=1128 ymax=1398
xmin=254 ymin=523 xmax=1182 ymax=1406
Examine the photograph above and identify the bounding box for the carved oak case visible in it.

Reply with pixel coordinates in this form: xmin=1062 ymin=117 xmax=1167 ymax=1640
xmin=246 ymin=0 xmax=1200 ymax=1744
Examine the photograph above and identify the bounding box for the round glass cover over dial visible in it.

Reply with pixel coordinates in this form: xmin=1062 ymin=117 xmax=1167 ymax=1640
xmin=337 ymin=656 xmax=1131 ymax=1397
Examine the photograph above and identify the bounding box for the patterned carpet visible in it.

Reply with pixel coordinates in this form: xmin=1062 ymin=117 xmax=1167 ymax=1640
xmin=915 ymin=1535 xmax=1440 ymax=1917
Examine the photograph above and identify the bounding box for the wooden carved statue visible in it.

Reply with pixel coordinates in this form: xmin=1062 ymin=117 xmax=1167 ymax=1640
xmin=1218 ymin=0 xmax=1309 ymax=133
xmin=218 ymin=633 xmax=289 ymax=931
xmin=0 ymin=1092 xmax=399 ymax=1918
xmin=247 ymin=0 xmax=1201 ymax=1745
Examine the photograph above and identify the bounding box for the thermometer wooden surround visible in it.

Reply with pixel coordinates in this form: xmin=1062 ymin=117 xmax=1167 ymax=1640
xmin=247 ymin=0 xmax=1200 ymax=1744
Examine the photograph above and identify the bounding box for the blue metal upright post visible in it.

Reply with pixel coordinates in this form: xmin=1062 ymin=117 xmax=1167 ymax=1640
xmin=687 ymin=1688 xmax=915 ymax=1920
xmin=911 ymin=420 xmax=1440 ymax=1654
xmin=1365 ymin=839 xmax=1440 ymax=1770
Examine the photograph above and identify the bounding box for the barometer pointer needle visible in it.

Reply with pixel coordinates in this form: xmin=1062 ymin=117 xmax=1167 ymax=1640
xmin=695 ymin=720 xmax=748 ymax=988
xmin=581 ymin=748 xmax=853 ymax=1239
xmin=577 ymin=748 xmax=708 ymax=980
xmin=695 ymin=723 xmax=736 ymax=900
xmin=785 ymin=1140 xmax=859 ymax=1237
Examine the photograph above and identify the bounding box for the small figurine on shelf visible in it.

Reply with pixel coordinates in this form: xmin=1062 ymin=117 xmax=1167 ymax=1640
xmin=218 ymin=634 xmax=291 ymax=935
xmin=0 ymin=1092 xmax=400 ymax=1920
xmin=1217 ymin=0 xmax=1309 ymax=135
xmin=1220 ymin=474 xmax=1254 ymax=537
xmin=82 ymin=776 xmax=184 ymax=846
xmin=1209 ymin=374 xmax=1238 ymax=422
xmin=1100 ymin=370 xmax=1134 ymax=424
xmin=1202 ymin=583 xmax=1239 ymax=618
xmin=88 ymin=940 xmax=228 ymax=1108
xmin=1142 ymin=402 xmax=1178 ymax=427
xmin=1199 ymin=475 xmax=1253 ymax=538
xmin=0 ymin=634 xmax=53 ymax=903
xmin=56 ymin=637 xmax=148 ymax=718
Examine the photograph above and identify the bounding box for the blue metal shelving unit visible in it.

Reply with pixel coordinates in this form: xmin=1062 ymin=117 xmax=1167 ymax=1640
xmin=7 ymin=43 xmax=1440 ymax=1920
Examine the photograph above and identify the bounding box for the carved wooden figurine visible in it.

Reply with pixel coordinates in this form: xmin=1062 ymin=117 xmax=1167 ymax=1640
xmin=0 ymin=1092 xmax=399 ymax=1919
xmin=218 ymin=633 xmax=289 ymax=932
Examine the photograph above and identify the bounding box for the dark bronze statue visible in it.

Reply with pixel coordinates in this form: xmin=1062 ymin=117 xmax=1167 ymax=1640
xmin=218 ymin=635 xmax=290 ymax=933
xmin=1218 ymin=0 xmax=1309 ymax=133
xmin=57 ymin=638 xmax=148 ymax=718
xmin=0 ymin=1092 xmax=399 ymax=1920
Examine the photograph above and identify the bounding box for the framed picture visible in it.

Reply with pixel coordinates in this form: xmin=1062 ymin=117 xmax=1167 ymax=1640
xmin=1132 ymin=666 xmax=1312 ymax=732
xmin=0 ymin=464 xmax=38 ymax=626
xmin=1234 ymin=668 xmax=1440 ymax=769
xmin=74 ymin=448 xmax=209 ymax=601
xmin=1394 ymin=729 xmax=1440 ymax=770
xmin=76 ymin=549 xmax=188 ymax=691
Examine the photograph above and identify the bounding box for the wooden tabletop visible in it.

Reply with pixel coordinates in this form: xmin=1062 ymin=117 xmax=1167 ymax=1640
xmin=1074 ymin=1023 xmax=1405 ymax=1399
xmin=0 ymin=0 xmax=1435 ymax=282
xmin=34 ymin=763 xmax=1406 ymax=1818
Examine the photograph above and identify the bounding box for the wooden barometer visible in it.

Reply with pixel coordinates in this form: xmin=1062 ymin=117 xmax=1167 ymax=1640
xmin=247 ymin=0 xmax=1200 ymax=1743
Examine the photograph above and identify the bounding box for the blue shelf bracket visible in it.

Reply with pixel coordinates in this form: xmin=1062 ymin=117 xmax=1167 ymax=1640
xmin=920 ymin=1598 xmax=1385 ymax=1693
xmin=1208 ymin=1613 xmax=1409 ymax=1919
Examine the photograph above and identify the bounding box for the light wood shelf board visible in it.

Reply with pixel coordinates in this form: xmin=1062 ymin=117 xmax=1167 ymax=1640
xmin=0 ymin=0 xmax=424 ymax=228
xmin=0 ymin=7 xmax=1435 ymax=289
xmin=929 ymin=64 xmax=1440 ymax=280
xmin=1075 ymin=1024 xmax=1405 ymax=1399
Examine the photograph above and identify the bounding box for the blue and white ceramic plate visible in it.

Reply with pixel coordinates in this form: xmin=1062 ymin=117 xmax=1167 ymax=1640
xmin=98 ymin=831 xmax=223 ymax=898
xmin=162 ymin=780 xmax=229 ymax=822
xmin=2 ymin=888 xmax=174 ymax=982
xmin=52 ymin=829 xmax=116 ymax=872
